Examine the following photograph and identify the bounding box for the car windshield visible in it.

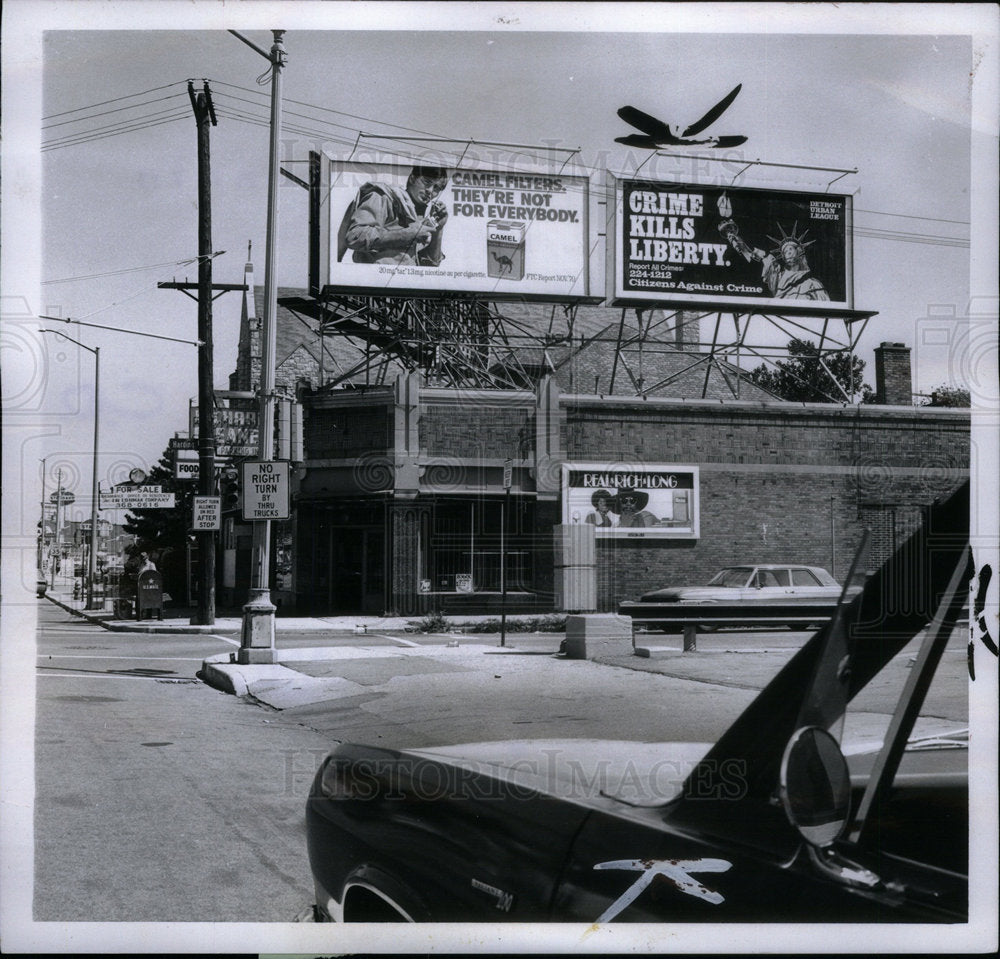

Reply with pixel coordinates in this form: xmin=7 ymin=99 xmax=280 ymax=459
xmin=707 ymin=567 xmax=753 ymax=587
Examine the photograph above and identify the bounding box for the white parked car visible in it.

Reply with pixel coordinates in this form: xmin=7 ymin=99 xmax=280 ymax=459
xmin=640 ymin=564 xmax=851 ymax=604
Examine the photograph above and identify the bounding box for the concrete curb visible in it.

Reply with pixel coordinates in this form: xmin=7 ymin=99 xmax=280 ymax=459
xmin=199 ymin=652 xmax=303 ymax=698
xmin=44 ymin=593 xmax=239 ymax=633
xmin=103 ymin=620 xmax=240 ymax=634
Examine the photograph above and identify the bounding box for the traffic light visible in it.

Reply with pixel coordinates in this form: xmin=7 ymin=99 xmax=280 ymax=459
xmin=219 ymin=467 xmax=241 ymax=513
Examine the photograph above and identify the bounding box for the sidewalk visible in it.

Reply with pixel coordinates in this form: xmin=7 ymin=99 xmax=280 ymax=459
xmin=43 ymin=585 xmax=415 ymax=634
xmin=42 ymin=586 xmax=807 ymax=710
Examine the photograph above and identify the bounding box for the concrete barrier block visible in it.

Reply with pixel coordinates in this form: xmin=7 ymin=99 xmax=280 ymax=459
xmin=564 ymin=613 xmax=632 ymax=660
xmin=554 ymin=565 xmax=597 ymax=612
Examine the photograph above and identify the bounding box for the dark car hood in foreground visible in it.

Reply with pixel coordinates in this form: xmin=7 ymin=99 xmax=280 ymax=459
xmin=406 ymin=739 xmax=714 ymax=808
xmin=398 ymin=714 xmax=968 ymax=815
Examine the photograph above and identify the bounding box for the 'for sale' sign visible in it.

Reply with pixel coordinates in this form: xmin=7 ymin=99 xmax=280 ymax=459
xmin=241 ymin=460 xmax=290 ymax=521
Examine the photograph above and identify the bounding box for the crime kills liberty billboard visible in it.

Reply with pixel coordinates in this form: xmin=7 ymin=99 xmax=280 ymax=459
xmin=562 ymin=463 xmax=700 ymax=540
xmin=610 ymin=178 xmax=853 ymax=312
xmin=319 ymin=158 xmax=594 ymax=301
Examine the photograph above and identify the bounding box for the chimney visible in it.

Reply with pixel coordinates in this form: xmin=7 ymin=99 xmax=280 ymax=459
xmin=657 ymin=309 xmax=702 ymax=351
xmin=874 ymin=342 xmax=912 ymax=405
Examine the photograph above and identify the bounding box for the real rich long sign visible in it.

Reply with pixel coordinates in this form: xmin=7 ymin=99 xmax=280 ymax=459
xmin=562 ymin=463 xmax=700 ymax=540
xmin=610 ymin=178 xmax=853 ymax=312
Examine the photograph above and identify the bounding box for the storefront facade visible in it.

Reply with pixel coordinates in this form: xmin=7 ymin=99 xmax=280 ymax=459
xmin=290 ymin=372 xmax=969 ymax=616
xmin=222 ymin=275 xmax=970 ymax=617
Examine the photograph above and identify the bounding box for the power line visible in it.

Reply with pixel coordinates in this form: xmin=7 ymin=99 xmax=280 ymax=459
xmin=44 ymin=252 xmax=223 ymax=285
xmin=42 ymin=92 xmax=190 ymax=131
xmin=854 ymin=207 xmax=969 ymax=226
xmin=212 ymin=79 xmax=451 ymax=142
xmin=42 ymin=81 xmax=189 ymax=120
xmin=42 ymin=82 xmax=972 ymax=249
xmin=213 ymin=89 xmax=362 ymax=138
xmin=41 ymin=110 xmax=190 ymax=152
xmin=213 ymin=108 xmax=360 ymax=152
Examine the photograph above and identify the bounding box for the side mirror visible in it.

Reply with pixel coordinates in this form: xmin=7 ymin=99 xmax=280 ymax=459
xmin=779 ymin=726 xmax=851 ymax=847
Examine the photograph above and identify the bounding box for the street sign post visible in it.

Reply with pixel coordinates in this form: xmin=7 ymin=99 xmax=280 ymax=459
xmin=192 ymin=495 xmax=222 ymax=531
xmin=241 ymin=460 xmax=290 ymax=521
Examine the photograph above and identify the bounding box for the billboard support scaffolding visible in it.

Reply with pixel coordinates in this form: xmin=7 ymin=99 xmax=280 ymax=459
xmin=285 ymin=291 xmax=875 ymax=402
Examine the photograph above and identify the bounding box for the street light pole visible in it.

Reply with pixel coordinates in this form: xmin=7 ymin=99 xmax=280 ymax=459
xmin=51 ymin=468 xmax=63 ymax=591
xmin=39 ymin=458 xmax=47 ymax=571
xmin=231 ymin=28 xmax=285 ymax=664
xmin=43 ymin=331 xmax=100 ymax=609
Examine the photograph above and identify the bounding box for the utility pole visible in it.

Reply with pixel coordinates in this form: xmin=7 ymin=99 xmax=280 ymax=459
xmin=189 ymin=80 xmax=217 ymax=625
xmin=230 ymin=28 xmax=286 ymax=664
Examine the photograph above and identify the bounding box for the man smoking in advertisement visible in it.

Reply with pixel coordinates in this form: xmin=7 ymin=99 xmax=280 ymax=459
xmin=614 ymin=489 xmax=660 ymax=528
xmin=337 ymin=166 xmax=450 ymax=267
xmin=717 ymin=192 xmax=830 ymax=301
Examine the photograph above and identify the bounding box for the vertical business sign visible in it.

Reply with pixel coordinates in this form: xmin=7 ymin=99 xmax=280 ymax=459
xmin=241 ymin=461 xmax=290 ymax=521
xmin=610 ymin=177 xmax=852 ymax=312
xmin=190 ymin=407 xmax=260 ymax=457
xmin=562 ymin=463 xmax=700 ymax=539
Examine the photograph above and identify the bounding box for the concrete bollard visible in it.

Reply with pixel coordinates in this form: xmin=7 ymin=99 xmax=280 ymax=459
xmin=564 ymin=613 xmax=633 ymax=660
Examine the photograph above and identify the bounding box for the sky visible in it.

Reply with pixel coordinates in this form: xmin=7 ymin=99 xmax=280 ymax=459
xmin=1 ymin=4 xmax=998 ymax=955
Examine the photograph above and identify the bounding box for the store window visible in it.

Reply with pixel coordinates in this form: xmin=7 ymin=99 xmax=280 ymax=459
xmin=428 ymin=497 xmax=534 ymax=593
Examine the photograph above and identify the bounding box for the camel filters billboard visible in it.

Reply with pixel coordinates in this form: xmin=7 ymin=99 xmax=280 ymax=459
xmin=608 ymin=176 xmax=853 ymax=313
xmin=315 ymin=155 xmax=598 ymax=302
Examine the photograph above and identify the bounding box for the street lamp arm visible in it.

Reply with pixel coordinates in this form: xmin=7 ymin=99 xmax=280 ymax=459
xmin=228 ymin=29 xmax=284 ymax=64
xmin=41 ymin=328 xmax=97 ymax=355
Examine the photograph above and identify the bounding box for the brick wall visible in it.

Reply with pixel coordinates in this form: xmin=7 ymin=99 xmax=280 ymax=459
xmin=297 ymin=379 xmax=968 ymax=615
xmin=421 ymin=402 xmax=535 ymax=459
xmin=563 ymin=397 xmax=969 ymax=606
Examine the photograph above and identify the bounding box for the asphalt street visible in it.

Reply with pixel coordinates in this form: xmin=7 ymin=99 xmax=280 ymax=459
xmin=26 ymin=588 xmax=971 ymax=931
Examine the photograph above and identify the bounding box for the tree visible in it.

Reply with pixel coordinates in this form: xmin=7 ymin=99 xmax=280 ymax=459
xmin=122 ymin=447 xmax=197 ymax=600
xmin=748 ymin=338 xmax=875 ymax=403
xmin=922 ymin=384 xmax=971 ymax=408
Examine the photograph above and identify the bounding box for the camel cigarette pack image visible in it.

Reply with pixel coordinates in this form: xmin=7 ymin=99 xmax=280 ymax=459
xmin=486 ymin=220 xmax=526 ymax=281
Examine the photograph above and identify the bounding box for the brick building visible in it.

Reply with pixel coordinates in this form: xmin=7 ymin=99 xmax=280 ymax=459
xmin=221 ymin=261 xmax=969 ymax=616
